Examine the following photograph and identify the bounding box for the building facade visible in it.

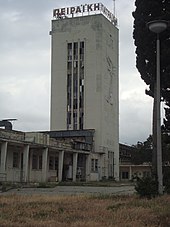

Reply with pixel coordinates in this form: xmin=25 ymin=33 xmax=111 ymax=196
xmin=50 ymin=5 xmax=119 ymax=180
xmin=119 ymin=144 xmax=152 ymax=181
xmin=0 ymin=129 xmax=152 ymax=184
xmin=0 ymin=129 xmax=92 ymax=183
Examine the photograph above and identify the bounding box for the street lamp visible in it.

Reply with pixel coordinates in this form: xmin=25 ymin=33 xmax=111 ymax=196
xmin=147 ymin=20 xmax=168 ymax=195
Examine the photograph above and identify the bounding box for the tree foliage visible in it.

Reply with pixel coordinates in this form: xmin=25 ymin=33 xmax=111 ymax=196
xmin=133 ymin=134 xmax=170 ymax=164
xmin=132 ymin=0 xmax=170 ymax=130
xmin=132 ymin=135 xmax=153 ymax=164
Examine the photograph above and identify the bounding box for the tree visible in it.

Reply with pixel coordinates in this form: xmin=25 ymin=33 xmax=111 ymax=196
xmin=132 ymin=0 xmax=170 ymax=176
xmin=132 ymin=135 xmax=153 ymax=165
xmin=162 ymin=132 xmax=170 ymax=162
xmin=132 ymin=0 xmax=170 ymax=128
xmin=132 ymin=134 xmax=170 ymax=166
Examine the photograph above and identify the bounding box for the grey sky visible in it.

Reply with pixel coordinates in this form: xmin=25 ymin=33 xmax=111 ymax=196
xmin=0 ymin=0 xmax=153 ymax=145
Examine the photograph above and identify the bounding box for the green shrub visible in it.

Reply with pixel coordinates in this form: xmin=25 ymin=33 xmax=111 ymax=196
xmin=1 ymin=185 xmax=6 ymax=192
xmin=37 ymin=182 xmax=56 ymax=188
xmin=164 ymin=180 xmax=170 ymax=194
xmin=163 ymin=167 xmax=170 ymax=194
xmin=135 ymin=176 xmax=158 ymax=199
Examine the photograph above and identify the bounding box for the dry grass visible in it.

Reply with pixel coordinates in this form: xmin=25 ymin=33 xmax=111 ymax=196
xmin=0 ymin=194 xmax=170 ymax=227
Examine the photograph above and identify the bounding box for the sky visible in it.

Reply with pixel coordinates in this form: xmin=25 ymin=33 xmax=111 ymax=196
xmin=0 ymin=0 xmax=154 ymax=145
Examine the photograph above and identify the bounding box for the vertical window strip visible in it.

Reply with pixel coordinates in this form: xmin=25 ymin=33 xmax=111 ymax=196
xmin=67 ymin=41 xmax=85 ymax=130
xmin=73 ymin=42 xmax=78 ymax=130
xmin=79 ymin=41 xmax=85 ymax=129
xmin=67 ymin=43 xmax=72 ymax=130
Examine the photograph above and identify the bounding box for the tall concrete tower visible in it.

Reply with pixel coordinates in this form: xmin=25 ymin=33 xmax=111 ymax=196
xmin=50 ymin=3 xmax=119 ymax=180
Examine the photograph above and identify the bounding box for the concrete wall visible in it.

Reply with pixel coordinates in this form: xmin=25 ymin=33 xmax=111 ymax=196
xmin=120 ymin=165 xmax=152 ymax=181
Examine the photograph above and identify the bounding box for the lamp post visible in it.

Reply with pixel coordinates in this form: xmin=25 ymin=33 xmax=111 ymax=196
xmin=147 ymin=20 xmax=168 ymax=195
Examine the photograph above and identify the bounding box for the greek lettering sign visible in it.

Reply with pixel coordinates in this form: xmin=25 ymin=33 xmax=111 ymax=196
xmin=53 ymin=2 xmax=117 ymax=25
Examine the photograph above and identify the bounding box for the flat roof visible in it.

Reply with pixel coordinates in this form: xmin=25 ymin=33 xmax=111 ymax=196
xmin=46 ymin=129 xmax=95 ymax=138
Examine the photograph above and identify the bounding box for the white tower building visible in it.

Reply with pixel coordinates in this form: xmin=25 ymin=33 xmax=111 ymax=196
xmin=50 ymin=3 xmax=119 ymax=180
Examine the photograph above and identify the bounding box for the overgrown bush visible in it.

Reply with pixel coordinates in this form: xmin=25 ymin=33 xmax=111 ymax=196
xmin=37 ymin=182 xmax=56 ymax=188
xmin=135 ymin=176 xmax=158 ymax=199
xmin=163 ymin=167 xmax=170 ymax=194
xmin=164 ymin=180 xmax=170 ymax=194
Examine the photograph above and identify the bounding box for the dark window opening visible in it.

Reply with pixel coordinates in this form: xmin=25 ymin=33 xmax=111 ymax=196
xmin=32 ymin=154 xmax=42 ymax=170
xmin=32 ymin=154 xmax=38 ymax=170
xmin=67 ymin=111 xmax=71 ymax=125
xmin=13 ymin=152 xmax=19 ymax=168
xmin=39 ymin=155 xmax=42 ymax=170
xmin=49 ymin=156 xmax=58 ymax=170
xmin=91 ymin=159 xmax=98 ymax=172
xmin=49 ymin=156 xmax=53 ymax=170
xmin=68 ymin=43 xmax=72 ymax=61
xmin=74 ymin=42 xmax=78 ymax=60
xmin=122 ymin=171 xmax=129 ymax=179
xmin=55 ymin=157 xmax=58 ymax=170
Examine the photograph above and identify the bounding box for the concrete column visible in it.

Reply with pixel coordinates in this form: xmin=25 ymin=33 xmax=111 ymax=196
xmin=85 ymin=154 xmax=90 ymax=182
xmin=42 ymin=147 xmax=48 ymax=182
xmin=0 ymin=142 xmax=8 ymax=173
xmin=58 ymin=150 xmax=64 ymax=182
xmin=23 ymin=145 xmax=29 ymax=182
xmin=98 ymin=154 xmax=103 ymax=181
xmin=73 ymin=152 xmax=78 ymax=182
xmin=105 ymin=150 xmax=109 ymax=179
xmin=114 ymin=143 xmax=120 ymax=181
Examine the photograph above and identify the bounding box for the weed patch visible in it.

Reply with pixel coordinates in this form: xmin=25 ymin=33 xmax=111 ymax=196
xmin=0 ymin=194 xmax=169 ymax=226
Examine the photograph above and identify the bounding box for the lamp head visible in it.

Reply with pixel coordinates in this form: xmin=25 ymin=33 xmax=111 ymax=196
xmin=147 ymin=20 xmax=168 ymax=34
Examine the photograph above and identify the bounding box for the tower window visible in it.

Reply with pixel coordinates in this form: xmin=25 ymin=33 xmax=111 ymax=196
xmin=74 ymin=42 xmax=78 ymax=60
xmin=68 ymin=43 xmax=72 ymax=61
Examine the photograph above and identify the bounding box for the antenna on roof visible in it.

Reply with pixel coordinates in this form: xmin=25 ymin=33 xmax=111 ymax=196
xmin=113 ymin=0 xmax=116 ymax=16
